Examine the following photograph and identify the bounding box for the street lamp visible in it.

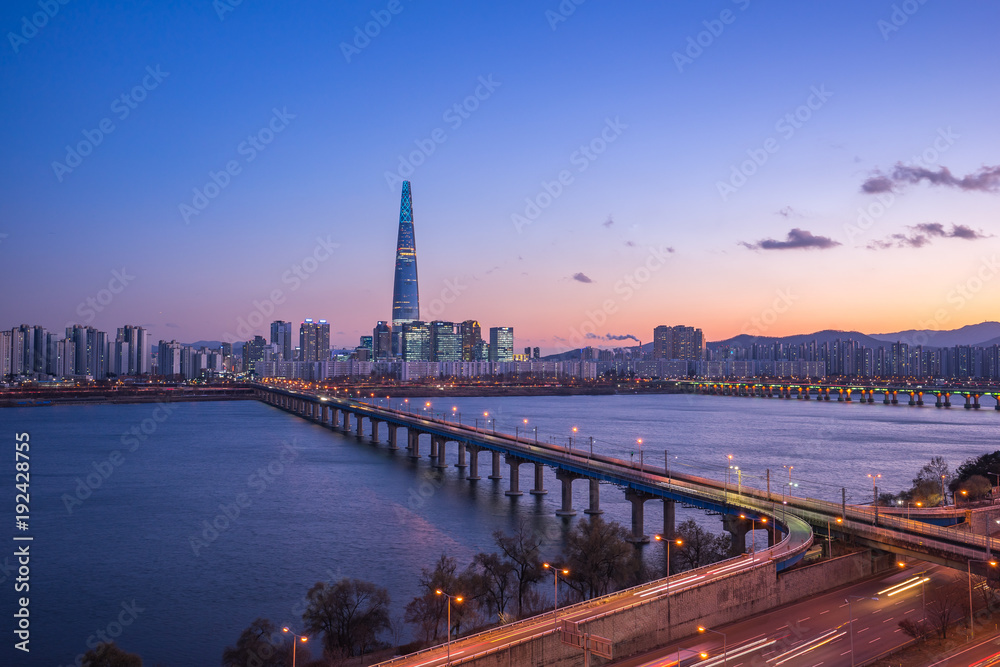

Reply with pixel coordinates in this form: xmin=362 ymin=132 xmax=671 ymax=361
xmin=826 ymin=517 xmax=842 ymax=558
xmin=868 ymin=473 xmax=882 ymax=525
xmin=967 ymin=559 xmax=997 ymax=639
xmin=281 ymin=627 xmax=308 ymax=667
xmin=845 ymin=595 xmax=878 ymax=666
xmin=698 ymin=626 xmax=727 ymax=666
xmin=637 ymin=438 xmax=644 ymax=472
xmin=542 ymin=563 xmax=570 ymax=632
xmin=783 ymin=465 xmax=794 ymax=498
xmin=738 ymin=514 xmax=767 ymax=556
xmin=655 ymin=534 xmax=683 ymax=627
xmin=570 ymin=426 xmax=578 ymax=451
xmin=435 ymin=589 xmax=463 ymax=665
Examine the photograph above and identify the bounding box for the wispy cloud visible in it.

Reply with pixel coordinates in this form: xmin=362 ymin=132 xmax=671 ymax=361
xmin=867 ymin=223 xmax=992 ymax=250
xmin=740 ymin=228 xmax=841 ymax=251
xmin=572 ymin=272 xmax=594 ymax=283
xmin=862 ymin=164 xmax=1000 ymax=194
xmin=602 ymin=215 xmax=614 ymax=228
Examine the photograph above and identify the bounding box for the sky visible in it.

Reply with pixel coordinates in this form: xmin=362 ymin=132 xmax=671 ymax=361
xmin=2 ymin=1 xmax=999 ymax=354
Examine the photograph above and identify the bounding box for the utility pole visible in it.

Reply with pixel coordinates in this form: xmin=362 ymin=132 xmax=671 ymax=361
xmin=842 ymin=487 xmax=847 ymax=519
xmin=766 ymin=469 xmax=771 ymax=500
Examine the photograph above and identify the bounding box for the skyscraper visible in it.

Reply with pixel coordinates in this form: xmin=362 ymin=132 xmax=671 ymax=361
xmin=270 ymin=320 xmax=293 ymax=361
xmin=489 ymin=327 xmax=514 ymax=362
xmin=460 ymin=320 xmax=482 ymax=362
xmin=391 ymin=181 xmax=420 ymax=327
xmin=299 ymin=319 xmax=331 ymax=362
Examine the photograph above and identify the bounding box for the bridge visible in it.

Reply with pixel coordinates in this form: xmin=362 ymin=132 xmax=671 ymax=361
xmin=679 ymin=380 xmax=1000 ymax=409
xmin=252 ymin=383 xmax=1000 ymax=571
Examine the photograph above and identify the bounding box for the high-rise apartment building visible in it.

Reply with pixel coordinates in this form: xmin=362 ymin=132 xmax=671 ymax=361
xmin=430 ymin=321 xmax=461 ymax=361
xmin=402 ymin=321 xmax=431 ymax=361
xmin=652 ymin=325 xmax=705 ymax=361
xmin=299 ymin=319 xmax=331 ymax=362
xmin=270 ymin=320 xmax=293 ymax=361
xmin=373 ymin=321 xmax=392 ymax=359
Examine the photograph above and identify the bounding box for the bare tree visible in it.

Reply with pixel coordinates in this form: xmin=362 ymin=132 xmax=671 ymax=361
xmin=559 ymin=517 xmax=641 ymax=599
xmin=925 ymin=576 xmax=968 ymax=640
xmin=493 ymin=520 xmax=543 ymax=618
xmin=674 ymin=519 xmax=729 ymax=572
xmin=222 ymin=617 xmax=298 ymax=667
xmin=302 ymin=578 xmax=391 ymax=658
xmin=469 ymin=551 xmax=516 ymax=623
xmin=81 ymin=642 xmax=143 ymax=667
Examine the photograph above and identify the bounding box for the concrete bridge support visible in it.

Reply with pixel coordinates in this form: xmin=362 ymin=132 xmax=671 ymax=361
xmin=387 ymin=425 xmax=399 ymax=450
xmin=343 ymin=411 xmax=351 ymax=432
xmin=585 ymin=479 xmax=603 ymax=515
xmin=429 ymin=437 xmax=438 ymax=461
xmin=891 ymin=391 xmax=898 ymax=405
xmin=909 ymin=392 xmax=916 ymax=406
xmin=722 ymin=514 xmax=750 ymax=557
xmin=505 ymin=457 xmax=524 ymax=497
xmin=455 ymin=443 xmax=467 ymax=471
xmin=489 ymin=451 xmax=503 ymax=480
xmin=802 ymin=388 xmax=810 ymax=400
xmin=555 ymin=471 xmax=580 ymax=517
xmin=530 ymin=463 xmax=547 ymax=496
xmin=434 ymin=437 xmax=448 ymax=470
xmin=917 ymin=392 xmax=924 ymax=406
xmin=371 ymin=419 xmax=379 ymax=442
xmin=883 ymin=391 xmax=891 ymax=405
xmin=466 ymin=445 xmax=481 ymax=480
xmin=663 ymin=499 xmax=676 ymax=540
xmin=322 ymin=404 xmax=329 ymax=422
xmin=408 ymin=432 xmax=420 ymax=459
xmin=625 ymin=490 xmax=653 ymax=543
xmin=355 ymin=414 xmax=364 ymax=437
xmin=867 ymin=391 xmax=874 ymax=403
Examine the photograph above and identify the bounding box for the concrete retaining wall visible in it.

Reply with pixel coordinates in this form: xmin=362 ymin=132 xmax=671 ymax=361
xmin=455 ymin=551 xmax=895 ymax=667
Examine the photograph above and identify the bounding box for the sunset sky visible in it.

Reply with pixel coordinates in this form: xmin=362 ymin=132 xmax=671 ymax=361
xmin=3 ymin=1 xmax=998 ymax=353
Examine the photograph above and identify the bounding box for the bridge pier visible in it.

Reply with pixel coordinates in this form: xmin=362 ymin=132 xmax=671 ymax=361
xmin=625 ymin=490 xmax=653 ymax=543
xmin=489 ymin=451 xmax=503 ymax=480
xmin=505 ymin=457 xmax=523 ymax=496
xmin=944 ymin=393 xmax=951 ymax=407
xmin=883 ymin=391 xmax=891 ymax=405
xmin=455 ymin=443 xmax=467 ymax=470
xmin=387 ymin=425 xmax=399 ymax=450
xmin=408 ymin=432 xmax=420 ymax=459
xmin=867 ymin=391 xmax=874 ymax=403
xmin=722 ymin=514 xmax=749 ymax=557
xmin=530 ymin=463 xmax=548 ymax=496
xmin=584 ymin=479 xmax=603 ymax=515
xmin=331 ymin=408 xmax=340 ymax=427
xmin=343 ymin=411 xmax=351 ymax=431
xmin=466 ymin=445 xmax=480 ymax=480
xmin=434 ymin=438 xmax=448 ymax=470
xmin=802 ymin=388 xmax=810 ymax=400
xmin=371 ymin=419 xmax=379 ymax=442
xmin=322 ymin=404 xmax=329 ymax=423
xmin=964 ymin=394 xmax=973 ymax=409
xmin=908 ymin=392 xmax=916 ymax=406
xmin=917 ymin=392 xmax=924 ymax=406
xmin=355 ymin=414 xmax=364 ymax=437
xmin=663 ymin=499 xmax=676 ymax=540
xmin=891 ymin=390 xmax=898 ymax=405
xmin=429 ymin=437 xmax=438 ymax=461
xmin=555 ymin=471 xmax=580 ymax=517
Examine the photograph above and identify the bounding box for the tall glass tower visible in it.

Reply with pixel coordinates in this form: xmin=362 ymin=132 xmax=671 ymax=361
xmin=391 ymin=180 xmax=420 ymax=327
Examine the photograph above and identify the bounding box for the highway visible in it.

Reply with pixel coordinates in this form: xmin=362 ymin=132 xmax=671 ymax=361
xmin=373 ymin=548 xmax=786 ymax=667
xmin=613 ymin=562 xmax=953 ymax=667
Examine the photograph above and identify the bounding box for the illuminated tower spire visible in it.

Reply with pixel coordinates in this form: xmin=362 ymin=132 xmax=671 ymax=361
xmin=391 ymin=180 xmax=419 ymax=326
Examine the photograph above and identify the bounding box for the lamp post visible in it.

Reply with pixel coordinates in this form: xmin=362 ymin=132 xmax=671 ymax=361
xmin=868 ymin=473 xmax=882 ymax=525
xmin=637 ymin=438 xmax=644 ymax=472
xmin=725 ymin=454 xmax=734 ymax=503
xmin=783 ymin=465 xmax=794 ymax=498
xmin=435 ymin=589 xmax=463 ymax=665
xmin=570 ymin=426 xmax=578 ymax=452
xmin=967 ymin=558 xmax=997 ymax=639
xmin=543 ymin=563 xmax=570 ymax=632
xmin=845 ymin=595 xmax=878 ymax=666
xmin=452 ymin=406 xmax=459 ymax=424
xmin=698 ymin=626 xmax=727 ymax=666
xmin=826 ymin=517 xmax=842 ymax=558
xmin=281 ymin=627 xmax=308 ymax=667
xmin=655 ymin=535 xmax=683 ymax=627
xmin=738 ymin=514 xmax=767 ymax=556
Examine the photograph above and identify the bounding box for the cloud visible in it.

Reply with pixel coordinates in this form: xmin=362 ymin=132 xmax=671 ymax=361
xmin=624 ymin=240 xmax=636 ymax=247
xmin=583 ymin=333 xmax=640 ymax=343
xmin=867 ymin=223 xmax=992 ymax=250
xmin=165 ymin=323 xmax=179 ymax=328
xmin=572 ymin=272 xmax=594 ymax=283
xmin=603 ymin=216 xmax=614 ymax=228
xmin=861 ymin=164 xmax=1000 ymax=194
xmin=740 ymin=228 xmax=841 ymax=251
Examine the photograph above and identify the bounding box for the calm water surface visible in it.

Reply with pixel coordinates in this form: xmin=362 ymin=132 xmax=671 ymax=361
xmin=0 ymin=394 xmax=996 ymax=665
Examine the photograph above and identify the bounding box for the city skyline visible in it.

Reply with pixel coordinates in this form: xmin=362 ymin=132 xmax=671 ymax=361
xmin=3 ymin=2 xmax=999 ymax=353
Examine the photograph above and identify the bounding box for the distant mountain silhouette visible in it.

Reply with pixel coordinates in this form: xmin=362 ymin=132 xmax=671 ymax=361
xmin=869 ymin=322 xmax=1000 ymax=348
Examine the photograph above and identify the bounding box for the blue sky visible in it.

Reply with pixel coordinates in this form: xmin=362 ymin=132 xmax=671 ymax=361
xmin=3 ymin=1 xmax=999 ymax=352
